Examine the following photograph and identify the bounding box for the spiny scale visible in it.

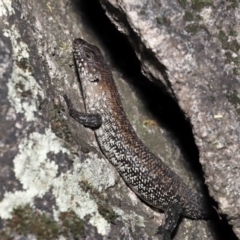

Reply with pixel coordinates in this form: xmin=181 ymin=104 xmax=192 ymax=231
xmin=66 ymin=38 xmax=211 ymax=240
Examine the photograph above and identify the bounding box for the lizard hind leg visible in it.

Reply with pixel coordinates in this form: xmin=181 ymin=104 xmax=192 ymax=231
xmin=157 ymin=203 xmax=183 ymax=240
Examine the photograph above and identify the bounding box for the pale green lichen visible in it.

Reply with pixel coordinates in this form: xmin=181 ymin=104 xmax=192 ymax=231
xmin=4 ymin=25 xmax=44 ymax=122
xmin=1 ymin=19 xmax=118 ymax=238
xmin=113 ymin=207 xmax=145 ymax=231
xmin=51 ymin=152 xmax=116 ymax=235
xmin=78 ymin=153 xmax=117 ymax=192
xmin=0 ymin=0 xmax=15 ymax=18
xmin=0 ymin=129 xmax=64 ymax=218
xmin=0 ymin=129 xmax=117 ymax=236
xmin=3 ymin=25 xmax=30 ymax=61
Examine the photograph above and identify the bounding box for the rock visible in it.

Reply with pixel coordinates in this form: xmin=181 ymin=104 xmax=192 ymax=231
xmin=0 ymin=0 xmax=239 ymax=239
xmin=100 ymin=0 xmax=240 ymax=239
xmin=0 ymin=0 xmax=176 ymax=239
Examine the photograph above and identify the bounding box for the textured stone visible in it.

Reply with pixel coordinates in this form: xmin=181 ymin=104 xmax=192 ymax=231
xmin=100 ymin=0 xmax=240 ymax=239
xmin=1 ymin=0 xmax=239 ymax=238
xmin=0 ymin=0 xmax=185 ymax=239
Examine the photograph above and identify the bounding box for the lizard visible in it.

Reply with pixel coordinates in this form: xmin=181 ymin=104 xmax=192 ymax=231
xmin=64 ymin=38 xmax=211 ymax=240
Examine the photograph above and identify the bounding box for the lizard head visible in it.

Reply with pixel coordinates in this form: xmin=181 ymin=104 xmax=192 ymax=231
xmin=73 ymin=38 xmax=108 ymax=83
xmin=72 ymin=38 xmax=114 ymax=111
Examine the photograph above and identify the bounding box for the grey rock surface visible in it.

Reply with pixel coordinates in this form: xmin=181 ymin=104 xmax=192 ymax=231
xmin=100 ymin=0 xmax=240 ymax=239
xmin=0 ymin=0 xmax=197 ymax=239
xmin=0 ymin=0 xmax=238 ymax=239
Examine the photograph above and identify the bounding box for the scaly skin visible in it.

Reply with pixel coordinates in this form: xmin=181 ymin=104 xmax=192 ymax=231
xmin=64 ymin=38 xmax=211 ymax=240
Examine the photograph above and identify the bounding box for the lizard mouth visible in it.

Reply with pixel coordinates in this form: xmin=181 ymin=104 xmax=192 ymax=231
xmin=72 ymin=38 xmax=86 ymax=73
xmin=73 ymin=38 xmax=87 ymax=49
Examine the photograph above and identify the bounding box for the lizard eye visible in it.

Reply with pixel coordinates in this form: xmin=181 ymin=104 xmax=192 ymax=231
xmin=85 ymin=52 xmax=92 ymax=60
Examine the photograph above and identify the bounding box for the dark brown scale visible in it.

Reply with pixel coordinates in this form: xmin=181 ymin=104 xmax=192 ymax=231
xmin=65 ymin=38 xmax=212 ymax=240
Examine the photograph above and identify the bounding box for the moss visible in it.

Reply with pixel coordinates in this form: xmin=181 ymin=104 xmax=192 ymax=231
xmin=233 ymin=67 xmax=238 ymax=75
xmin=225 ymin=51 xmax=232 ymax=63
xmin=16 ymin=57 xmax=33 ymax=72
xmin=49 ymin=99 xmax=93 ymax=154
xmin=218 ymin=28 xmax=240 ymax=65
xmin=184 ymin=10 xmax=194 ymax=21
xmin=139 ymin=10 xmax=146 ymax=15
xmin=79 ymin=181 xmax=117 ymax=223
xmin=155 ymin=0 xmax=162 ymax=7
xmin=210 ymin=96 xmax=216 ymax=103
xmin=226 ymin=0 xmax=239 ymax=9
xmin=195 ymin=14 xmax=203 ymax=21
xmin=229 ymin=39 xmax=240 ymax=53
xmin=15 ymin=82 xmax=33 ymax=98
xmin=0 ymin=205 xmax=59 ymax=239
xmin=226 ymin=90 xmax=240 ymax=114
xmin=177 ymin=0 xmax=188 ymax=8
xmin=98 ymin=202 xmax=117 ymax=224
xmin=80 ymin=145 xmax=90 ymax=154
xmin=0 ymin=205 xmax=85 ymax=239
xmin=191 ymin=0 xmax=213 ymax=11
xmin=79 ymin=180 xmax=94 ymax=193
xmin=156 ymin=16 xmax=169 ymax=25
xmin=21 ymin=89 xmax=33 ymax=97
xmin=225 ymin=51 xmax=240 ymax=64
xmin=229 ymin=27 xmax=237 ymax=37
xmin=185 ymin=23 xmax=209 ymax=35
xmin=0 ymin=231 xmax=13 ymax=240
xmin=183 ymin=10 xmax=204 ymax=24
xmin=200 ymin=24 xmax=210 ymax=34
xmin=79 ymin=180 xmax=104 ymax=201
xmin=185 ymin=23 xmax=200 ymax=35
xmin=219 ymin=30 xmax=228 ymax=49
xmin=49 ymin=100 xmax=75 ymax=145
xmin=219 ymin=29 xmax=240 ymax=53
xmin=59 ymin=211 xmax=85 ymax=238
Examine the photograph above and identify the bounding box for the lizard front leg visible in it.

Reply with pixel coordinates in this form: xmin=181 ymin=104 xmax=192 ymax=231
xmin=64 ymin=94 xmax=102 ymax=128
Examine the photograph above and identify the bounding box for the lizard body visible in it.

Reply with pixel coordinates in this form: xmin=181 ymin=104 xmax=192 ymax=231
xmin=64 ymin=38 xmax=211 ymax=240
